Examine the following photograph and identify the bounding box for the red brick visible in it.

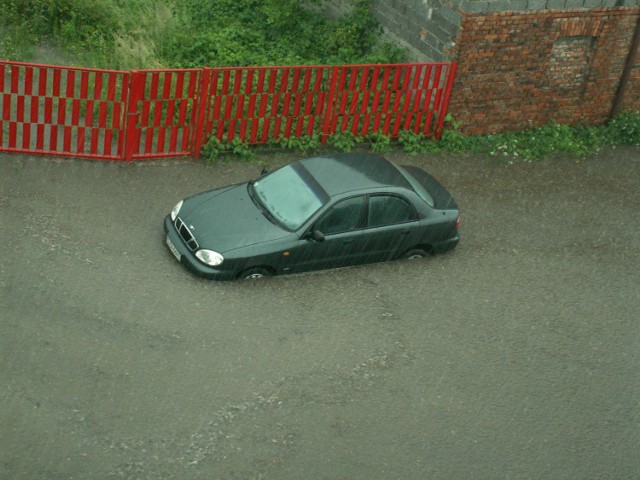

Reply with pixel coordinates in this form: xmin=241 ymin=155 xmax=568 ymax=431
xmin=447 ymin=6 xmax=640 ymax=134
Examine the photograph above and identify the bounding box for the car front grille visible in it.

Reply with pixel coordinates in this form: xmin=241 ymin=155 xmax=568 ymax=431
xmin=174 ymin=217 xmax=199 ymax=251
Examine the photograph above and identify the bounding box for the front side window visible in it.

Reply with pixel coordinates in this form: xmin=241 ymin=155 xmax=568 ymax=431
xmin=367 ymin=195 xmax=416 ymax=228
xmin=315 ymin=196 xmax=365 ymax=235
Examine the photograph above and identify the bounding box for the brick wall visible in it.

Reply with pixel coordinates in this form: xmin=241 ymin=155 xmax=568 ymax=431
xmin=625 ymin=49 xmax=640 ymax=111
xmin=447 ymin=7 xmax=640 ymax=134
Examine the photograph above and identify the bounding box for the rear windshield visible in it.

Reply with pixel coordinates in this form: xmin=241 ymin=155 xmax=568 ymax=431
xmin=391 ymin=163 xmax=435 ymax=207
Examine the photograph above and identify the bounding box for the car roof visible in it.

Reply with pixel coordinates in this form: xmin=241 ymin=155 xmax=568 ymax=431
xmin=299 ymin=153 xmax=412 ymax=196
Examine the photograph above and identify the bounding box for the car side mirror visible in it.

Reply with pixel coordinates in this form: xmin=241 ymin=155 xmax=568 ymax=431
xmin=260 ymin=166 xmax=270 ymax=176
xmin=309 ymin=230 xmax=325 ymax=242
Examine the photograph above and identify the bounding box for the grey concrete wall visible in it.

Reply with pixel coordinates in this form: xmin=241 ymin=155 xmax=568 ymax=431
xmin=313 ymin=0 xmax=458 ymax=61
xmin=371 ymin=0 xmax=462 ymax=62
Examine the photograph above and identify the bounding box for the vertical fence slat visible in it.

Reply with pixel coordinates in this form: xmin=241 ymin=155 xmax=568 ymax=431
xmin=80 ymin=71 xmax=89 ymax=99
xmin=24 ymin=67 xmax=33 ymax=95
xmin=52 ymin=69 xmax=61 ymax=96
xmin=77 ymin=127 xmax=85 ymax=154
xmin=49 ymin=124 xmax=58 ymax=151
xmin=11 ymin=66 xmax=20 ymax=94
xmin=22 ymin=118 xmax=31 ymax=149
xmin=36 ymin=124 xmax=44 ymax=150
xmin=30 ymin=92 xmax=39 ymax=126
xmin=9 ymin=123 xmax=17 ymax=148
xmin=90 ymin=126 xmax=99 ymax=154
xmin=66 ymin=70 xmax=75 ymax=98
xmin=63 ymin=126 xmax=72 ymax=151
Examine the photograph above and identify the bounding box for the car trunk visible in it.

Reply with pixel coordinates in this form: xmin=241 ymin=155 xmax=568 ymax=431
xmin=402 ymin=166 xmax=459 ymax=210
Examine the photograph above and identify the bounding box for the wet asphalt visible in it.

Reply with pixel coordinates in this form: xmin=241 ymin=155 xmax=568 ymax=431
xmin=1 ymin=148 xmax=639 ymax=479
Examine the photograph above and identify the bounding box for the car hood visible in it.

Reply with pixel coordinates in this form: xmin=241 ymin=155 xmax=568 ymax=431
xmin=179 ymin=184 xmax=290 ymax=253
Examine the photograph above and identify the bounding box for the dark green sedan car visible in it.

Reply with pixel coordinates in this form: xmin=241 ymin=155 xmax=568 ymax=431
xmin=164 ymin=152 xmax=459 ymax=280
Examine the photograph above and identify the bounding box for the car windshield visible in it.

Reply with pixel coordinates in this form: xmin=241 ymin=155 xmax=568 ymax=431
xmin=250 ymin=163 xmax=329 ymax=230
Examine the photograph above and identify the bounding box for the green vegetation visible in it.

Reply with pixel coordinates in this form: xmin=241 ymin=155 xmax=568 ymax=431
xmin=422 ymin=111 xmax=640 ymax=160
xmin=0 ymin=0 xmax=405 ymax=69
xmin=203 ymin=111 xmax=640 ymax=162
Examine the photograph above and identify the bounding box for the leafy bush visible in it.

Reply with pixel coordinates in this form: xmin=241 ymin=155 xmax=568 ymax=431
xmin=1 ymin=0 xmax=406 ymax=68
xmin=202 ymin=136 xmax=255 ymax=162
xmin=367 ymin=132 xmax=392 ymax=152
xmin=271 ymin=134 xmax=323 ymax=154
xmin=163 ymin=0 xmax=405 ymax=67
xmin=328 ymin=132 xmax=363 ymax=152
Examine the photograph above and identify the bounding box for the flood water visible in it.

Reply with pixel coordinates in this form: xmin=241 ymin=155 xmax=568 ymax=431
xmin=1 ymin=149 xmax=639 ymax=479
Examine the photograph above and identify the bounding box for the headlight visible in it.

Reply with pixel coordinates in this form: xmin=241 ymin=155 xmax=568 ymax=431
xmin=170 ymin=200 xmax=183 ymax=221
xmin=196 ymin=249 xmax=224 ymax=266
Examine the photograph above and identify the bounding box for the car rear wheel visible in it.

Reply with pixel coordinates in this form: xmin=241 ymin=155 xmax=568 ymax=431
xmin=240 ymin=267 xmax=273 ymax=280
xmin=402 ymin=248 xmax=429 ymax=260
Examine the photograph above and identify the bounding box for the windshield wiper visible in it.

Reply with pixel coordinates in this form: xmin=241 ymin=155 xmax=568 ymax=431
xmin=247 ymin=182 xmax=281 ymax=226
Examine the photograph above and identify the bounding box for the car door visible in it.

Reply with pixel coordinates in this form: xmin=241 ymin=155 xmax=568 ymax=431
xmin=289 ymin=196 xmax=366 ymax=272
xmin=358 ymin=194 xmax=420 ymax=264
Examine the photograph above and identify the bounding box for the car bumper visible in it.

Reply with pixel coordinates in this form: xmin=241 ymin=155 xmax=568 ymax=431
xmin=163 ymin=215 xmax=237 ymax=280
xmin=432 ymin=234 xmax=460 ymax=254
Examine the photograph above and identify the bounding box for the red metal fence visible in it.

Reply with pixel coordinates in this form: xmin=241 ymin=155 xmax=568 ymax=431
xmin=0 ymin=62 xmax=129 ymax=159
xmin=1 ymin=60 xmax=456 ymax=161
xmin=125 ymin=69 xmax=203 ymax=159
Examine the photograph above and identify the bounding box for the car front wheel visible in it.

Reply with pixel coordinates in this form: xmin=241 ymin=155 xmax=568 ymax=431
xmin=240 ymin=267 xmax=273 ymax=280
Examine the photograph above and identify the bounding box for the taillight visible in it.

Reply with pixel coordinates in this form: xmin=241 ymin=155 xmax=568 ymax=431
xmin=455 ymin=215 xmax=460 ymax=230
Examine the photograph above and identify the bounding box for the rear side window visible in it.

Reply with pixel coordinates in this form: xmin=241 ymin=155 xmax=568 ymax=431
xmin=367 ymin=195 xmax=417 ymax=227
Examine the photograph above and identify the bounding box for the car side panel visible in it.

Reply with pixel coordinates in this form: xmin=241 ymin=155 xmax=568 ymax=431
xmin=358 ymin=222 xmax=420 ymax=263
xmin=418 ymin=210 xmax=459 ymax=246
xmin=286 ymin=230 xmax=366 ymax=273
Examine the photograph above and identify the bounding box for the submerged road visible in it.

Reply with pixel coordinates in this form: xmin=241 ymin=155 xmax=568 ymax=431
xmin=1 ymin=148 xmax=639 ymax=479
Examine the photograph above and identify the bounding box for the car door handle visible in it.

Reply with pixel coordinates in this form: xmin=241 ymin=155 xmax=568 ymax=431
xmin=342 ymin=239 xmax=355 ymax=244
